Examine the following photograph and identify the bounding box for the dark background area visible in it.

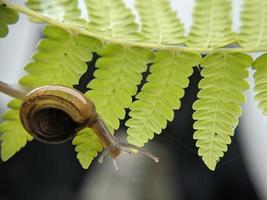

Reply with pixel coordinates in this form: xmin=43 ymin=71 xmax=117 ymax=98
xmin=0 ymin=56 xmax=260 ymax=200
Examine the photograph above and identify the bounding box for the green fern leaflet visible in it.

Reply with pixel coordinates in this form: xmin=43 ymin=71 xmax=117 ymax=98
xmin=72 ymin=128 xmax=103 ymax=169
xmin=126 ymin=51 xmax=201 ymax=147
xmin=253 ymin=53 xmax=267 ymax=115
xmin=239 ymin=0 xmax=267 ymax=48
xmin=25 ymin=0 xmax=83 ymax=24
xmin=186 ymin=0 xmax=234 ymax=48
xmin=136 ymin=0 xmax=185 ymax=44
xmin=0 ymin=99 xmax=33 ymax=161
xmin=85 ymin=0 xmax=141 ymax=40
xmin=193 ymin=53 xmax=253 ymax=170
xmin=0 ymin=5 xmax=19 ymax=38
xmin=20 ymin=25 xmax=101 ymax=88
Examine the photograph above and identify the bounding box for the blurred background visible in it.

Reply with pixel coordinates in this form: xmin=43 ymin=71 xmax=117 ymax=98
xmin=0 ymin=0 xmax=266 ymax=199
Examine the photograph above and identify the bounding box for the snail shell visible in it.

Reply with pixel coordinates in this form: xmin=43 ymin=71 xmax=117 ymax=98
xmin=19 ymin=85 xmax=96 ymax=144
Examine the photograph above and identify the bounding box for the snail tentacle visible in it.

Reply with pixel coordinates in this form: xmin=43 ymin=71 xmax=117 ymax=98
xmin=119 ymin=142 xmax=160 ymax=163
xmin=112 ymin=158 xmax=119 ymax=171
xmin=98 ymin=143 xmax=114 ymax=164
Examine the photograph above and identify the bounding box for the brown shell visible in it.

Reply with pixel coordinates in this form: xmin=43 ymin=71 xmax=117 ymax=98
xmin=19 ymin=85 xmax=96 ymax=144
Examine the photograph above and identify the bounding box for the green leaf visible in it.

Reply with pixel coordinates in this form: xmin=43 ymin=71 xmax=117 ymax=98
xmin=19 ymin=25 xmax=101 ymax=88
xmin=239 ymin=0 xmax=267 ymax=48
xmin=253 ymin=53 xmax=267 ymax=114
xmin=186 ymin=0 xmax=234 ymax=48
xmin=85 ymin=0 xmax=141 ymax=40
xmin=0 ymin=5 xmax=19 ymax=38
xmin=86 ymin=44 xmax=152 ymax=132
xmin=136 ymin=0 xmax=185 ymax=44
xmin=193 ymin=52 xmax=253 ymax=170
xmin=0 ymin=99 xmax=33 ymax=161
xmin=72 ymin=128 xmax=103 ymax=169
xmin=126 ymin=50 xmax=201 ymax=147
xmin=25 ymin=0 xmax=84 ymax=24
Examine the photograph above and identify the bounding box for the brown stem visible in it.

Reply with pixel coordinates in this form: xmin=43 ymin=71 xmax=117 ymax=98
xmin=0 ymin=81 xmax=28 ymax=100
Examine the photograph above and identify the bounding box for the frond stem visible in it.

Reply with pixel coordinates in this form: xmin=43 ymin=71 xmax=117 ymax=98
xmin=1 ymin=0 xmax=267 ymax=54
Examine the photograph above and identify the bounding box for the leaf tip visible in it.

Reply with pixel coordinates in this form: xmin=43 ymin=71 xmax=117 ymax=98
xmin=1 ymin=146 xmax=14 ymax=162
xmin=203 ymin=158 xmax=217 ymax=171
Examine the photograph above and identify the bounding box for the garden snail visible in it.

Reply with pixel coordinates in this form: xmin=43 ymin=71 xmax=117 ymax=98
xmin=0 ymin=81 xmax=159 ymax=169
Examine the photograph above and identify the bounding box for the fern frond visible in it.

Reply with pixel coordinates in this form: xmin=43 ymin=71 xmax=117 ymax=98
xmin=239 ymin=0 xmax=267 ymax=48
xmin=72 ymin=128 xmax=103 ymax=169
xmin=19 ymin=25 xmax=101 ymax=88
xmin=253 ymin=53 xmax=267 ymax=114
xmin=25 ymin=0 xmax=83 ymax=24
xmin=0 ymin=25 xmax=101 ymax=163
xmin=0 ymin=99 xmax=33 ymax=161
xmin=193 ymin=53 xmax=252 ymax=170
xmin=186 ymin=0 xmax=234 ymax=48
xmin=86 ymin=44 xmax=152 ymax=131
xmin=136 ymin=0 xmax=185 ymax=44
xmin=0 ymin=5 xmax=19 ymax=37
xmin=4 ymin=0 xmax=267 ymax=53
xmin=85 ymin=0 xmax=141 ymax=40
xmin=126 ymin=51 xmax=201 ymax=147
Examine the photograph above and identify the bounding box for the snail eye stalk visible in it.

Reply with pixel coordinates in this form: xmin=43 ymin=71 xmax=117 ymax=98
xmin=98 ymin=141 xmax=159 ymax=170
xmin=119 ymin=142 xmax=160 ymax=163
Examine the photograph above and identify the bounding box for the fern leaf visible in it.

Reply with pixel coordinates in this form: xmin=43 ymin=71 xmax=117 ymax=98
xmin=126 ymin=51 xmax=201 ymax=147
xmin=19 ymin=25 xmax=101 ymax=88
xmin=72 ymin=128 xmax=103 ymax=169
xmin=136 ymin=0 xmax=185 ymax=44
xmin=25 ymin=0 xmax=83 ymax=24
xmin=86 ymin=44 xmax=152 ymax=131
xmin=0 ymin=5 xmax=19 ymax=38
xmin=193 ymin=53 xmax=253 ymax=170
xmin=239 ymin=0 xmax=267 ymax=48
xmin=253 ymin=53 xmax=267 ymax=114
xmin=85 ymin=0 xmax=141 ymax=40
xmin=186 ymin=0 xmax=234 ymax=48
xmin=0 ymin=100 xmax=33 ymax=161
xmin=0 ymin=25 xmax=101 ymax=162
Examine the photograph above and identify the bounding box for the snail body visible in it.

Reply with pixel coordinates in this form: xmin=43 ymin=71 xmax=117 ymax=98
xmin=0 ymin=82 xmax=159 ymax=168
xmin=19 ymin=85 xmax=122 ymax=159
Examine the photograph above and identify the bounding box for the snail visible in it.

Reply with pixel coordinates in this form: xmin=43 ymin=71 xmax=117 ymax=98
xmin=0 ymin=81 xmax=159 ymax=169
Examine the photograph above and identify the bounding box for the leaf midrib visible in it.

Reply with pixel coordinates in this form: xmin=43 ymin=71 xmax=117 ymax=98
xmin=255 ymin=1 xmax=266 ymax=47
xmin=206 ymin=55 xmax=231 ymax=166
xmin=205 ymin=0 xmax=215 ymax=48
xmin=151 ymin=0 xmax=162 ymax=44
